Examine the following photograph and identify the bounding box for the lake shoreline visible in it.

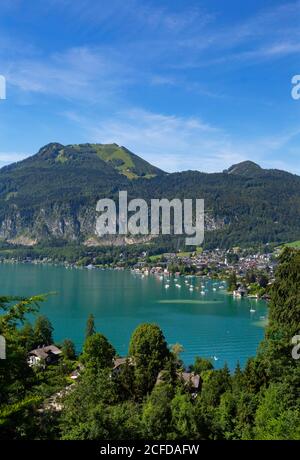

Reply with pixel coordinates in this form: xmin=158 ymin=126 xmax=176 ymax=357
xmin=0 ymin=262 xmax=268 ymax=371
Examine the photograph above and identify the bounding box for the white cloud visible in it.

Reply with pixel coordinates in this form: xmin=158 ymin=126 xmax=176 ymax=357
xmin=0 ymin=152 xmax=28 ymax=167
xmin=3 ymin=1 xmax=300 ymax=103
xmin=171 ymin=1 xmax=300 ymax=69
xmin=2 ymin=107 xmax=300 ymax=176
xmin=62 ymin=108 xmax=247 ymax=172
xmin=62 ymin=107 xmax=300 ymax=175
xmin=1 ymin=1 xmax=299 ymax=176
xmin=5 ymin=46 xmax=133 ymax=103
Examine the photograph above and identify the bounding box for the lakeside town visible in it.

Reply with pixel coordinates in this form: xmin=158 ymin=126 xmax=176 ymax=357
xmin=131 ymin=247 xmax=276 ymax=299
xmin=0 ymin=245 xmax=278 ymax=299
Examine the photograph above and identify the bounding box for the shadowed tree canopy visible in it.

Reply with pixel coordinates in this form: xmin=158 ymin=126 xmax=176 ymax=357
xmin=129 ymin=323 xmax=170 ymax=397
xmin=61 ymin=339 xmax=76 ymax=360
xmin=33 ymin=315 xmax=54 ymax=347
xmin=82 ymin=332 xmax=116 ymax=370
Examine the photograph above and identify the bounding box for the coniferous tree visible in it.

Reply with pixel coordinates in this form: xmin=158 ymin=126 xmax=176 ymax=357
xmin=85 ymin=314 xmax=96 ymax=339
xmin=33 ymin=315 xmax=53 ymax=346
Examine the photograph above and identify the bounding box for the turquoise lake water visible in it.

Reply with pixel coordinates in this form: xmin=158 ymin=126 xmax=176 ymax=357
xmin=0 ymin=263 xmax=268 ymax=370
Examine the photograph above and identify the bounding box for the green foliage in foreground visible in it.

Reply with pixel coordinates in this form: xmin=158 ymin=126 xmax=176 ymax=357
xmin=0 ymin=248 xmax=299 ymax=440
xmin=129 ymin=323 xmax=170 ymax=398
xmin=0 ymin=295 xmax=76 ymax=439
xmin=81 ymin=333 xmax=116 ymax=370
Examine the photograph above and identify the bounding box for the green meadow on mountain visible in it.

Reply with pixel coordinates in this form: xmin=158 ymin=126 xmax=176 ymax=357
xmin=0 ymin=143 xmax=299 ymax=248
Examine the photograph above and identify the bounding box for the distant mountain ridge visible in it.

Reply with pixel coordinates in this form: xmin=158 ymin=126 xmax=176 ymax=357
xmin=0 ymin=143 xmax=299 ymax=248
xmin=223 ymin=160 xmax=263 ymax=176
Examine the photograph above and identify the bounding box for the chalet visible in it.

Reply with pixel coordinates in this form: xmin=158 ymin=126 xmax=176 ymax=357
xmin=28 ymin=345 xmax=62 ymax=367
xmin=156 ymin=370 xmax=200 ymax=395
xmin=179 ymin=372 xmax=200 ymax=392
xmin=112 ymin=357 xmax=134 ymax=376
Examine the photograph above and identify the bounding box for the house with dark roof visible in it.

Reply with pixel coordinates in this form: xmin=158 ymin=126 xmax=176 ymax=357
xmin=179 ymin=372 xmax=200 ymax=395
xmin=156 ymin=370 xmax=200 ymax=396
xmin=112 ymin=357 xmax=134 ymax=376
xmin=28 ymin=345 xmax=62 ymax=367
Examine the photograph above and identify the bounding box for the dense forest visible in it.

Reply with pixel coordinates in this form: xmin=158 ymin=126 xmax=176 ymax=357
xmin=0 ymin=247 xmax=299 ymax=440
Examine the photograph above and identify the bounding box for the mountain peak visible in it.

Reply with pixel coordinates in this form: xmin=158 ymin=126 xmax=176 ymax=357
xmin=34 ymin=142 xmax=164 ymax=179
xmin=224 ymin=160 xmax=263 ymax=177
xmin=37 ymin=142 xmax=64 ymax=156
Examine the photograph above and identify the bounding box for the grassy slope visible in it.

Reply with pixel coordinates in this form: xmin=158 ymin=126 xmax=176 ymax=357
xmin=284 ymin=241 xmax=300 ymax=248
xmin=92 ymin=143 xmax=161 ymax=179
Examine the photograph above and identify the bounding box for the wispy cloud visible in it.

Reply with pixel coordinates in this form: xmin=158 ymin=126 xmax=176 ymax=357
xmin=5 ymin=46 xmax=133 ymax=104
xmin=171 ymin=1 xmax=300 ymax=69
xmin=0 ymin=152 xmax=28 ymax=167
xmin=62 ymin=107 xmax=241 ymax=172
xmin=62 ymin=107 xmax=300 ymax=175
xmin=46 ymin=0 xmax=213 ymax=35
xmin=0 ymin=0 xmax=299 ymax=175
xmin=2 ymin=1 xmax=300 ymax=103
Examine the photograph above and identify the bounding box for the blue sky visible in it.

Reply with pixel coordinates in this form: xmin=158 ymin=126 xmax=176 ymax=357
xmin=0 ymin=0 xmax=300 ymax=173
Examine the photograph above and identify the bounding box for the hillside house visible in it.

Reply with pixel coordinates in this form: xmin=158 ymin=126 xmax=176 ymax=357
xmin=28 ymin=345 xmax=62 ymax=367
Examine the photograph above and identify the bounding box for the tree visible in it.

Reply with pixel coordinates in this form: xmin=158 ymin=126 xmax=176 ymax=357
xmin=254 ymin=382 xmax=300 ymax=440
xmin=0 ymin=295 xmax=46 ymax=437
xmin=19 ymin=322 xmax=35 ymax=351
xmin=129 ymin=323 xmax=170 ymax=397
xmin=200 ymin=365 xmax=231 ymax=408
xmin=0 ymin=295 xmax=44 ymax=332
xmin=82 ymin=333 xmax=115 ymax=370
xmin=170 ymin=390 xmax=197 ymax=439
xmin=60 ymin=369 xmax=119 ymax=440
xmin=170 ymin=343 xmax=184 ymax=370
xmin=215 ymin=390 xmax=237 ymax=440
xmin=85 ymin=314 xmax=96 ymax=339
xmin=171 ymin=342 xmax=184 ymax=358
xmin=258 ymin=273 xmax=268 ymax=288
xmin=268 ymin=248 xmax=300 ymax=333
xmin=33 ymin=315 xmax=54 ymax=346
xmin=0 ymin=396 xmax=43 ymax=440
xmin=115 ymin=359 xmax=136 ymax=400
xmin=141 ymin=383 xmax=174 ymax=439
xmin=191 ymin=357 xmax=213 ymax=376
xmin=61 ymin=339 xmax=76 ymax=360
xmin=227 ymin=253 xmax=239 ymax=264
xmin=245 ymin=270 xmax=256 ymax=284
xmin=257 ymin=247 xmax=300 ymax=380
xmin=227 ymin=272 xmax=237 ymax=292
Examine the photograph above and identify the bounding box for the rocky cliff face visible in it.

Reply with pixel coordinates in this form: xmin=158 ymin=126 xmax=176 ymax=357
xmin=0 ymin=200 xmax=225 ymax=246
xmin=0 ymin=202 xmax=95 ymax=242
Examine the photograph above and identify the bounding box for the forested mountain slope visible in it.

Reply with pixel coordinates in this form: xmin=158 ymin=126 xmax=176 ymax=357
xmin=0 ymin=143 xmax=299 ymax=247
